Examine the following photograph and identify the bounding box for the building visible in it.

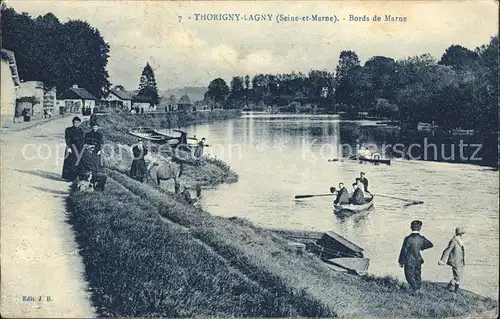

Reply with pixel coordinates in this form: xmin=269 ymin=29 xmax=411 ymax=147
xmin=131 ymin=94 xmax=153 ymax=113
xmin=166 ymin=95 xmax=178 ymax=112
xmin=57 ymin=84 xmax=97 ymax=115
xmin=1 ymin=49 xmax=21 ymax=123
xmin=99 ymin=87 xmax=133 ymax=111
xmin=177 ymin=94 xmax=192 ymax=112
xmin=17 ymin=81 xmax=44 ymax=118
xmin=43 ymin=87 xmax=57 ymax=115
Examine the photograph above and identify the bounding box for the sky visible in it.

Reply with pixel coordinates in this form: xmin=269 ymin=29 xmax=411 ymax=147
xmin=7 ymin=0 xmax=499 ymax=91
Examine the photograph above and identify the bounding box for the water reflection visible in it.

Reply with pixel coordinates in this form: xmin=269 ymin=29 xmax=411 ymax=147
xmin=178 ymin=113 xmax=499 ymax=299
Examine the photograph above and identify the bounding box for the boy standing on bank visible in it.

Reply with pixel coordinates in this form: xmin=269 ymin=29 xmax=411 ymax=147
xmin=398 ymin=220 xmax=434 ymax=293
xmin=439 ymin=227 xmax=466 ymax=293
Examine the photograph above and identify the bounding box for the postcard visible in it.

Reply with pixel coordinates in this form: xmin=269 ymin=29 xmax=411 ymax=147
xmin=1 ymin=0 xmax=498 ymax=318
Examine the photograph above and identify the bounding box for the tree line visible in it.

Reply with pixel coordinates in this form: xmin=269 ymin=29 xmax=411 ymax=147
xmin=206 ymin=35 xmax=498 ymax=133
xmin=1 ymin=4 xmax=110 ymax=98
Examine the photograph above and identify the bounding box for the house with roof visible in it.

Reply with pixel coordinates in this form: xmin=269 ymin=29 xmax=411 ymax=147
xmin=1 ymin=49 xmax=21 ymax=123
xmin=131 ymin=94 xmax=154 ymax=113
xmin=57 ymin=84 xmax=97 ymax=115
xmin=99 ymin=86 xmax=133 ymax=111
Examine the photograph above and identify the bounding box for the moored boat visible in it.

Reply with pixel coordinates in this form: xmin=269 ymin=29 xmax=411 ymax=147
xmin=325 ymin=257 xmax=370 ymax=275
xmin=154 ymin=129 xmax=199 ymax=148
xmin=333 ymin=193 xmax=375 ymax=216
xmin=349 ymin=155 xmax=391 ymax=165
xmin=128 ymin=127 xmax=170 ymax=144
xmin=264 ymin=228 xmax=369 ymax=275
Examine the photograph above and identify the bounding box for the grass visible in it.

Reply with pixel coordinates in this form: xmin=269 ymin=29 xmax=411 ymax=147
xmin=67 ymin=177 xmax=334 ymax=317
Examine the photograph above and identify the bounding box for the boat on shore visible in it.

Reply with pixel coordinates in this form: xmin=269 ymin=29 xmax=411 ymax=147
xmin=128 ymin=127 xmax=171 ymax=144
xmin=128 ymin=127 xmax=198 ymax=148
xmin=154 ymin=129 xmax=199 ymax=148
xmin=333 ymin=193 xmax=375 ymax=216
xmin=264 ymin=228 xmax=369 ymax=275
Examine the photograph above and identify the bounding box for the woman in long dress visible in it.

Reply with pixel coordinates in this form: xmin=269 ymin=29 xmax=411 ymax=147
xmin=62 ymin=116 xmax=85 ymax=181
xmin=129 ymin=139 xmax=148 ymax=182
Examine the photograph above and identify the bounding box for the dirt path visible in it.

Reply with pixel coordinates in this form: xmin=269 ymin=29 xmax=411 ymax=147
xmin=1 ymin=117 xmax=95 ymax=318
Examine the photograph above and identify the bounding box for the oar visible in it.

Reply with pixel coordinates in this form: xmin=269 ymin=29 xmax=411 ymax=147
xmin=294 ymin=193 xmax=336 ymax=199
xmin=372 ymin=193 xmax=424 ymax=206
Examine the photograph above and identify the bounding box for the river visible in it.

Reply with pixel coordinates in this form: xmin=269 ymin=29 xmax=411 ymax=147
xmin=173 ymin=112 xmax=499 ymax=299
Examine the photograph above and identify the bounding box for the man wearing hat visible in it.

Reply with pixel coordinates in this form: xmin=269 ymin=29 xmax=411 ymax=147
xmin=438 ymin=227 xmax=466 ymax=293
xmin=359 ymin=172 xmax=369 ymax=192
xmin=398 ymin=220 xmax=434 ymax=292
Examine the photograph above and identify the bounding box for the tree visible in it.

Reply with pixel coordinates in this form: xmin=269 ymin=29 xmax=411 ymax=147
xmin=206 ymin=78 xmax=229 ymax=103
xmin=364 ymin=56 xmax=397 ymax=101
xmin=138 ymin=62 xmax=159 ymax=105
xmin=244 ymin=75 xmax=250 ymax=90
xmin=230 ymin=76 xmax=244 ymax=98
xmin=0 ymin=6 xmax=110 ymax=97
xmin=334 ymin=50 xmax=360 ymax=84
xmin=439 ymin=44 xmax=478 ymax=69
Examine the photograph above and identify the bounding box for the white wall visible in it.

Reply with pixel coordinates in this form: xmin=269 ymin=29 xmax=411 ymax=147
xmin=1 ymin=59 xmax=16 ymax=122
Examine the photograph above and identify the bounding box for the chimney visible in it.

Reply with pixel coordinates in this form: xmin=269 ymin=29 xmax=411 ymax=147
xmin=72 ymin=84 xmax=79 ymax=89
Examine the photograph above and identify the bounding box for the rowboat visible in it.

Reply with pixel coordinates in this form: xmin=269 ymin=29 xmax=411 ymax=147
xmin=264 ymin=228 xmax=369 ymax=275
xmin=324 ymin=257 xmax=370 ymax=275
xmin=349 ymin=155 xmax=391 ymax=165
xmin=153 ymin=129 xmax=199 ymax=148
xmin=128 ymin=127 xmax=170 ymax=144
xmin=333 ymin=193 xmax=375 ymax=216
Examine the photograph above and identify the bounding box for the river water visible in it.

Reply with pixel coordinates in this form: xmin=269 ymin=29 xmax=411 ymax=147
xmin=175 ymin=112 xmax=498 ymax=299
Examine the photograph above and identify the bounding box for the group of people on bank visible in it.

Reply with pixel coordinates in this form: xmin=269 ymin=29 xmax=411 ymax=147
xmin=61 ymin=116 xmax=106 ymax=190
xmin=61 ymin=114 xmax=208 ymax=192
xmin=332 ymin=172 xmax=370 ymax=205
xmin=399 ymin=220 xmax=467 ymax=294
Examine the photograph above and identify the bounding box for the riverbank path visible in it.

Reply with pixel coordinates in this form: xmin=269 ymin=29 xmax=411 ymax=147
xmin=1 ymin=117 xmax=95 ymax=317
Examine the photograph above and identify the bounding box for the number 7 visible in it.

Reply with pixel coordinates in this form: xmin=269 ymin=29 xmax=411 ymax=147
xmin=178 ymin=16 xmax=182 ymax=23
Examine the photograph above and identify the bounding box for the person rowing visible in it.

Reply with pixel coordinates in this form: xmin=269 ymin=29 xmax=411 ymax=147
xmin=359 ymin=172 xmax=369 ymax=192
xmin=349 ymin=180 xmax=365 ymax=205
xmin=334 ymin=182 xmax=350 ymax=205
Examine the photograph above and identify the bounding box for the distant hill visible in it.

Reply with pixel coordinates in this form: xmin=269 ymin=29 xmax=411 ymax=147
xmin=160 ymin=87 xmax=207 ymax=104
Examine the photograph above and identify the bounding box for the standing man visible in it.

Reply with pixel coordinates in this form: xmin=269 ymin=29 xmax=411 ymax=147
xmin=359 ymin=172 xmax=369 ymax=192
xmin=398 ymin=220 xmax=434 ymax=293
xmin=438 ymin=227 xmax=466 ymax=293
xmin=62 ymin=116 xmax=85 ymax=181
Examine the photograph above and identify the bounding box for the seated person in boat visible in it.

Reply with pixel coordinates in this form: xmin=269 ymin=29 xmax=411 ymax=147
xmin=349 ymin=181 xmax=365 ymax=205
xmin=334 ymin=182 xmax=350 ymax=205
xmin=359 ymin=172 xmax=369 ymax=192
xmin=358 ymin=147 xmax=372 ymax=159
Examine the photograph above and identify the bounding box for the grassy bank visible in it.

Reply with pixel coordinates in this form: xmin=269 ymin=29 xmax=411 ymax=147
xmin=68 ymin=168 xmax=497 ymax=317
xmin=68 ymin=175 xmax=333 ymax=317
